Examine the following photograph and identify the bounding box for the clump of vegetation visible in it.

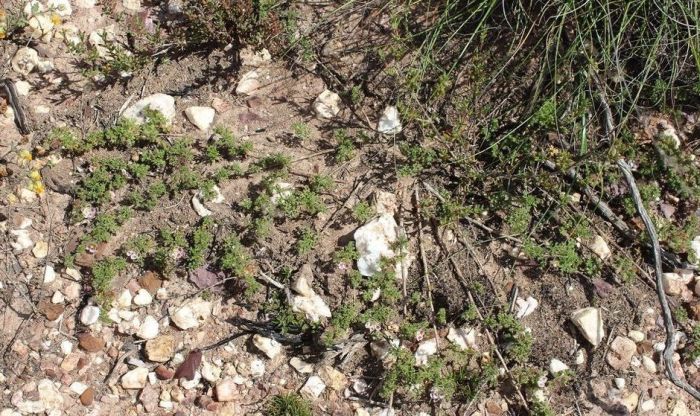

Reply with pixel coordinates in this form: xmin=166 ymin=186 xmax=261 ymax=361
xmin=265 ymin=393 xmax=312 ymax=416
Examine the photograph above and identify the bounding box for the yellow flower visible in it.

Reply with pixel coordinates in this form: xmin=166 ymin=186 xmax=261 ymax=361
xmin=30 ymin=181 xmax=45 ymax=195
xmin=29 ymin=170 xmax=42 ymax=181
xmin=50 ymin=13 xmax=61 ymax=26
xmin=18 ymin=149 xmax=33 ymax=163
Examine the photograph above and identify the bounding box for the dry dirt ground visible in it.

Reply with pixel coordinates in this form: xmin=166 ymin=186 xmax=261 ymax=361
xmin=2 ymin=1 xmax=700 ymax=416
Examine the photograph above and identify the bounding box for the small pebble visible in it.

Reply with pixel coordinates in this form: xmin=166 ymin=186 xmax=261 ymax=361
xmin=79 ymin=306 xmax=100 ymax=326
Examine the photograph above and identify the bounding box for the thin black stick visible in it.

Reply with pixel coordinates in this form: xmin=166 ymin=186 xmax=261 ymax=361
xmin=618 ymin=159 xmax=700 ymax=401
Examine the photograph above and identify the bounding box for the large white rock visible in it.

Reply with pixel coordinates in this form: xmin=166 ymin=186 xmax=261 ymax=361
xmin=549 ymin=358 xmax=569 ymax=375
xmin=300 ymin=375 xmax=326 ymax=399
xmin=662 ymin=272 xmax=690 ymax=296
xmin=447 ymin=326 xmax=477 ymax=350
xmin=122 ymin=0 xmax=141 ymax=12
xmin=10 ymin=229 xmax=33 ymax=251
xmin=414 ymin=339 xmax=437 ymax=366
xmin=291 ymin=293 xmax=332 ymax=323
xmin=121 ymin=367 xmax=148 ymax=389
xmin=252 ymin=334 xmax=282 ymax=359
xmin=239 ymin=47 xmax=271 ymax=67
xmin=377 ymin=106 xmax=402 ymax=134
xmin=133 ymin=289 xmax=153 ymax=306
xmin=571 ymin=307 xmax=604 ymax=347
xmin=515 ymin=296 xmax=539 ymax=318
xmin=313 ymin=90 xmax=341 ymax=119
xmin=169 ymin=299 xmax=212 ymax=330
xmin=122 ymin=93 xmax=176 ymax=125
xmin=37 ymin=379 xmax=63 ymax=410
xmin=185 ymin=106 xmax=216 ymax=130
xmin=588 ymin=235 xmax=611 ymax=260
xmin=136 ymin=315 xmax=160 ymax=340
xmin=354 ymin=213 xmax=398 ymax=276
xmin=235 ymin=70 xmax=261 ymax=95
xmin=691 ymin=236 xmax=700 ymax=264
xmin=191 ymin=195 xmax=212 ymax=217
xmin=80 ymin=305 xmax=101 ymax=326
xmin=43 ymin=265 xmax=56 ymax=284
xmin=11 ymin=47 xmax=39 ymax=75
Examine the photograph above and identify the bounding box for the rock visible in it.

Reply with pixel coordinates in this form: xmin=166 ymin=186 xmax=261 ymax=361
xmin=60 ymin=340 xmax=73 ymax=355
xmin=614 ymin=378 xmax=626 ymax=390
xmin=588 ymin=235 xmax=611 ymax=260
xmin=515 ymin=296 xmax=539 ymax=318
xmin=79 ymin=387 xmax=94 ymax=406
xmin=78 ymin=333 xmax=105 ymax=352
xmin=32 ymin=241 xmax=48 ymax=258
xmin=641 ymin=355 xmax=657 ymax=373
xmin=191 ymin=195 xmax=212 ymax=217
xmin=549 ymin=359 xmax=569 ymax=375
xmin=252 ymin=334 xmax=282 ymax=359
xmin=116 ymin=289 xmax=132 ymax=308
xmin=76 ymin=0 xmax=97 ymax=7
xmin=137 ymin=315 xmax=160 ymax=340
xmin=38 ymin=300 xmax=64 ymax=321
xmin=313 ymin=90 xmax=341 ymax=119
xmin=627 ymin=330 xmax=645 ymax=343
xmin=215 ymin=379 xmax=237 ymax=402
xmin=155 ymin=365 xmax=175 ymax=380
xmin=79 ymin=306 xmax=101 ymax=326
xmin=354 ymin=214 xmax=399 ymax=276
xmin=571 ymin=307 xmax=604 ymax=347
xmin=574 ymin=349 xmax=586 ymax=365
xmin=145 ymin=335 xmax=174 ymax=362
xmin=671 ymin=401 xmax=690 ymax=416
xmin=65 ymin=267 xmax=82 ymax=281
xmin=133 ymin=289 xmax=153 ymax=306
xmin=122 ymin=0 xmax=141 ymax=11
xmin=70 ymin=382 xmax=88 ymax=395
xmin=185 ymin=106 xmax=216 ymax=130
xmin=37 ymin=379 xmax=63 ymax=410
xmin=606 ymin=336 xmax=636 ymax=370
xmin=47 ymin=0 xmax=72 ymax=16
xmin=662 ymin=273 xmax=688 ymax=296
xmin=447 ymin=326 xmax=477 ymax=350
xmin=235 ymin=70 xmax=261 ymax=95
xmin=61 ymin=352 xmax=80 ymax=371
xmin=240 ymin=47 xmax=271 ymax=67
xmin=270 ymin=181 xmax=294 ymax=204
xmin=415 ymin=339 xmax=437 ymax=366
xmin=691 ymin=236 xmax=700 ymax=264
xmin=14 ymin=81 xmax=31 ymax=96
xmin=300 ymin=375 xmax=326 ymax=399
xmin=377 ymin=106 xmax=402 ymax=134
xmin=121 ymin=367 xmax=149 ymax=389
xmin=639 ymin=399 xmax=655 ymax=412
xmin=621 ymin=393 xmax=639 ymax=413
xmin=139 ymin=271 xmax=163 ymax=294
xmin=10 ymin=229 xmax=33 ymax=251
xmin=122 ymin=93 xmax=176 ymax=125
xmin=249 ymin=358 xmax=265 ymax=378
xmin=202 ymin=360 xmax=222 ymax=382
xmin=290 ymin=357 xmax=313 ymax=374
xmin=43 ymin=265 xmax=56 ymax=284
xmin=318 ymin=365 xmax=347 ymax=390
xmin=292 ymin=265 xmax=315 ymax=297
xmin=169 ymin=299 xmax=212 ymax=330
xmin=291 ymin=293 xmax=332 ymax=323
